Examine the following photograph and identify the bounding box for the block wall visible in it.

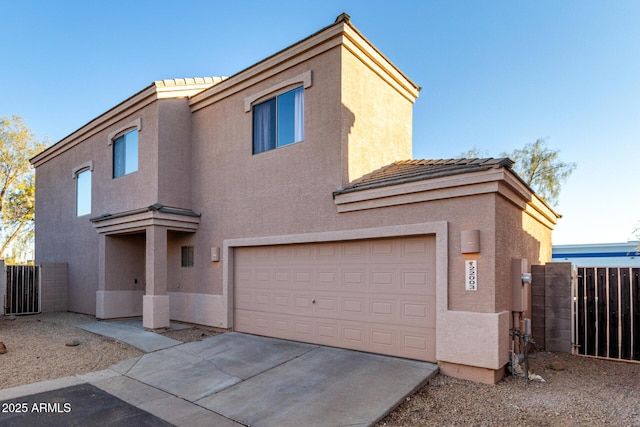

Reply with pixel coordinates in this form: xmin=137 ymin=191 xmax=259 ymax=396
xmin=40 ymin=262 xmax=68 ymax=313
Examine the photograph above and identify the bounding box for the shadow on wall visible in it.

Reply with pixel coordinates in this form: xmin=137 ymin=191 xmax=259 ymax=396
xmin=341 ymin=103 xmax=356 ymax=185
xmin=104 ymin=233 xmax=146 ymax=293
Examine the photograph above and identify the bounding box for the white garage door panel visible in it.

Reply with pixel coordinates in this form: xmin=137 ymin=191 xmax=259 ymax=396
xmin=234 ymin=236 xmax=436 ymax=361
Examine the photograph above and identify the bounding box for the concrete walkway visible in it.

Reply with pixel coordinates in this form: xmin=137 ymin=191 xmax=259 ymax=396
xmin=1 ymin=326 xmax=438 ymax=426
xmin=75 ymin=318 xmax=189 ymax=352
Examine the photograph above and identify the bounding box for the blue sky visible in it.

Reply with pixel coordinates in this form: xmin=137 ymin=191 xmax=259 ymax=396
xmin=2 ymin=0 xmax=639 ymax=244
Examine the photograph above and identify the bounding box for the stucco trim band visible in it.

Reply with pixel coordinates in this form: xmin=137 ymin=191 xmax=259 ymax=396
xmin=91 ymin=207 xmax=200 ymax=235
xmin=243 ymin=70 xmax=313 ymax=112
xmin=334 ymin=169 xmax=507 ymax=211
xmin=107 ymin=118 xmax=142 ymax=144
xmin=31 ymin=79 xmax=222 ymax=167
xmin=341 ymin=24 xmax=420 ymax=102
xmin=334 ymin=168 xmax=559 ymax=229
xmin=190 ymin=26 xmax=343 ymax=113
xmin=190 ymin=21 xmax=419 ymax=113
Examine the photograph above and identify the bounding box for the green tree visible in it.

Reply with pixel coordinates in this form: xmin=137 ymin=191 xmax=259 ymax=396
xmin=460 ymin=139 xmax=576 ymax=207
xmin=0 ymin=115 xmax=47 ymax=261
xmin=502 ymin=139 xmax=576 ymax=207
xmin=459 ymin=145 xmax=489 ymax=159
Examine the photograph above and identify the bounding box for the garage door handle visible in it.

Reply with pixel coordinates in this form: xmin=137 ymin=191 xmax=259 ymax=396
xmin=312 ymin=299 xmax=316 ymax=304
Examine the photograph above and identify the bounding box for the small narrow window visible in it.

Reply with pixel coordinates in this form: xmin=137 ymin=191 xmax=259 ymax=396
xmin=113 ymin=129 xmax=138 ymax=178
xmin=181 ymin=246 xmax=194 ymax=267
xmin=76 ymin=169 xmax=92 ymax=216
xmin=253 ymin=86 xmax=304 ymax=154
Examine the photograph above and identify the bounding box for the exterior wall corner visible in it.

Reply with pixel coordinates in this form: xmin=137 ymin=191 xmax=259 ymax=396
xmin=436 ymin=310 xmax=511 ymax=370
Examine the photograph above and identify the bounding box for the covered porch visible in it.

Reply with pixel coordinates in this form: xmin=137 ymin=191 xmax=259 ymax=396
xmin=91 ymin=203 xmax=200 ymax=329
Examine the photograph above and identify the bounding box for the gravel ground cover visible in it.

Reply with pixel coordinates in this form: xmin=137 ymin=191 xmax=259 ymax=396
xmin=1 ymin=312 xmax=639 ymax=426
xmin=0 ymin=312 xmax=217 ymax=390
xmin=377 ymin=351 xmax=640 ymax=427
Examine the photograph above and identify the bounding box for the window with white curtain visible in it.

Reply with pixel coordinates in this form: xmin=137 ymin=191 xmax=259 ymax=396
xmin=113 ymin=129 xmax=138 ymax=178
xmin=253 ymin=86 xmax=304 ymax=154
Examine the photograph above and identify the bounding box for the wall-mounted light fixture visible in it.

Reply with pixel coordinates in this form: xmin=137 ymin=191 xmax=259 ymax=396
xmin=461 ymin=229 xmax=480 ymax=254
xmin=211 ymin=247 xmax=220 ymax=262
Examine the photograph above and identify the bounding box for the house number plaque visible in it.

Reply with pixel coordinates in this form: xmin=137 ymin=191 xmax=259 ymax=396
xmin=465 ymin=260 xmax=477 ymax=291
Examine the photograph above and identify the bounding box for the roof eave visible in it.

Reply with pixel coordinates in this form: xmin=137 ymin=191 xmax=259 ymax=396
xmin=189 ymin=14 xmax=420 ymax=112
xmin=31 ymin=78 xmax=223 ymax=167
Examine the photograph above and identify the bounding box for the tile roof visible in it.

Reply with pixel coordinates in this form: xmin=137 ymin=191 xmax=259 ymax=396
xmin=334 ymin=158 xmax=514 ymax=195
xmin=154 ymin=76 xmax=227 ymax=88
xmin=90 ymin=203 xmax=200 ymax=223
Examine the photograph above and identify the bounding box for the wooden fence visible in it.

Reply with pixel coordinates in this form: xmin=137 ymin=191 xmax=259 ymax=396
xmin=574 ymin=267 xmax=640 ymax=361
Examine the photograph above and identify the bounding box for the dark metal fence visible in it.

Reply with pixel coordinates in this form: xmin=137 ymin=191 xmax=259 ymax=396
xmin=5 ymin=265 xmax=41 ymax=315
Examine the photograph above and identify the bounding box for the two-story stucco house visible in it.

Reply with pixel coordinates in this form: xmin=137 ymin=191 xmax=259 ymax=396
xmin=30 ymin=14 xmax=558 ymax=383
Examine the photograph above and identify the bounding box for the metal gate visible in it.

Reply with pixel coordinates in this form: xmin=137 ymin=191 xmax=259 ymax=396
xmin=4 ymin=265 xmax=41 ymax=315
xmin=573 ymin=267 xmax=640 ymax=361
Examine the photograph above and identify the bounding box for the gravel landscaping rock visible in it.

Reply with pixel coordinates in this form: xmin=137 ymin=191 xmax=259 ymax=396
xmin=0 ymin=312 xmax=143 ymax=389
xmin=378 ymin=351 xmax=640 ymax=426
xmin=2 ymin=312 xmax=638 ymax=426
xmin=0 ymin=312 xmax=220 ymax=390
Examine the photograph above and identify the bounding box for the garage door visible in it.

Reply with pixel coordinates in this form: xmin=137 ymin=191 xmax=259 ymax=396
xmin=234 ymin=235 xmax=436 ymax=361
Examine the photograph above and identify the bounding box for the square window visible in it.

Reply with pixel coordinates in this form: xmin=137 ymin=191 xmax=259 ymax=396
xmin=76 ymin=169 xmax=91 ymax=216
xmin=181 ymin=246 xmax=194 ymax=267
xmin=253 ymin=86 xmax=304 ymax=154
xmin=113 ymin=129 xmax=138 ymax=178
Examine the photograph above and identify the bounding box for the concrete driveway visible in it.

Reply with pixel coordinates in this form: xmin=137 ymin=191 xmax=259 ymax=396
xmin=1 ymin=331 xmax=438 ymax=427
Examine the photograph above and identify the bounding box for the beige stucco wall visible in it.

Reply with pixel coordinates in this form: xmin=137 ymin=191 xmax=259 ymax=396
xmin=157 ymin=98 xmax=193 ymax=208
xmin=494 ymin=192 xmax=554 ymax=316
xmin=34 ymin=102 xmax=161 ymax=314
xmin=183 ymin=26 xmax=420 ymax=295
xmin=95 ymin=108 xmax=160 ymax=213
xmin=34 ymin=141 xmax=99 ymax=314
xmin=31 ymin=18 xmax=557 ymax=382
xmin=166 ymin=231 xmax=195 ymax=293
xmin=340 ymin=46 xmax=413 ymax=182
xmin=104 ymin=234 xmax=146 ymax=292
xmin=187 ymin=46 xmax=346 ymax=296
xmin=33 ymin=19 xmax=422 ymax=316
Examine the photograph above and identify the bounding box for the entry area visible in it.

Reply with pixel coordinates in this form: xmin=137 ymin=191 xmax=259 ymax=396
xmin=91 ymin=203 xmax=201 ymax=328
xmin=234 ymin=235 xmax=436 ymax=361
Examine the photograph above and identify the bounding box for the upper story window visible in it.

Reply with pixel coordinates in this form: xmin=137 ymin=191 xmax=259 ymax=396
xmin=75 ymin=168 xmax=92 ymax=217
xmin=252 ymin=86 xmax=304 ymax=154
xmin=113 ymin=129 xmax=138 ymax=178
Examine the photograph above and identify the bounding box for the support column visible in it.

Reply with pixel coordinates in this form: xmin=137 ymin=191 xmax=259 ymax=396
xmin=96 ymin=234 xmax=107 ymax=318
xmin=143 ymin=226 xmax=170 ymax=329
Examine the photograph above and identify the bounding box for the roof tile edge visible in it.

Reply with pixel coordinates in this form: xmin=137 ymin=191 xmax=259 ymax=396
xmin=31 ymin=77 xmax=225 ymax=167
